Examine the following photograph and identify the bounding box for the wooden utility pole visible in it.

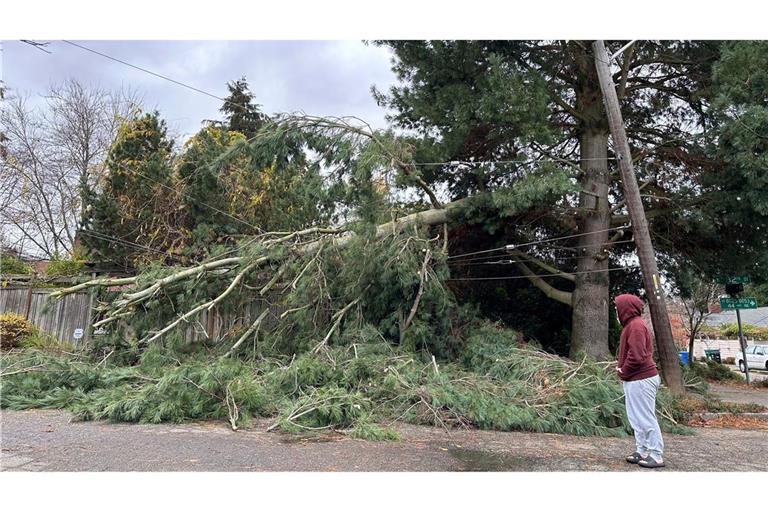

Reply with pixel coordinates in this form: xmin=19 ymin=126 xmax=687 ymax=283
xmin=593 ymin=40 xmax=685 ymax=396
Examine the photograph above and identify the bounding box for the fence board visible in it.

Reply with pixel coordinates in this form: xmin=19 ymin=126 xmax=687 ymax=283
xmin=1 ymin=285 xmax=281 ymax=348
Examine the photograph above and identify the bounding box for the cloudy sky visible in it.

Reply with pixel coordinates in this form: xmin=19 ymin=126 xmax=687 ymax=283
xmin=2 ymin=40 xmax=399 ymax=139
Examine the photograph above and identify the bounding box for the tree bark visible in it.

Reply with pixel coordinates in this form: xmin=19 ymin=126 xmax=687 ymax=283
xmin=569 ymin=129 xmax=612 ymax=360
xmin=687 ymin=332 xmax=695 ymax=367
xmin=568 ymin=42 xmax=612 ymax=361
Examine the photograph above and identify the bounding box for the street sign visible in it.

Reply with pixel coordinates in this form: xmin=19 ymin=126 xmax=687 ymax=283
xmin=73 ymin=328 xmax=84 ymax=340
xmin=719 ymin=297 xmax=758 ymax=310
xmin=716 ymin=276 xmax=751 ymax=285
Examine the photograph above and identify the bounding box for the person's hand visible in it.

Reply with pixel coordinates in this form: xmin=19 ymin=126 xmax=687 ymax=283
xmin=616 ymin=367 xmax=623 ymax=375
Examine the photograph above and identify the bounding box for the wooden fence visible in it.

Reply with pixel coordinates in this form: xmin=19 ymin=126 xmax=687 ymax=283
xmin=0 ymin=286 xmax=93 ymax=345
xmin=1 ymin=278 xmax=277 ymax=348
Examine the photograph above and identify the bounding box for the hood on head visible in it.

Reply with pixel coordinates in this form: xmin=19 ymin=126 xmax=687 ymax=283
xmin=614 ymin=294 xmax=644 ymax=326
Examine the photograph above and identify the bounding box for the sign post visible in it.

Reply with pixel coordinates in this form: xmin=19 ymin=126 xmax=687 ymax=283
xmin=735 ymin=309 xmax=751 ymax=384
xmin=719 ymin=295 xmax=758 ymax=385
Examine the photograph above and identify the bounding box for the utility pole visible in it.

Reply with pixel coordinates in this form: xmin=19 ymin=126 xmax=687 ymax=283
xmin=593 ymin=40 xmax=685 ymax=396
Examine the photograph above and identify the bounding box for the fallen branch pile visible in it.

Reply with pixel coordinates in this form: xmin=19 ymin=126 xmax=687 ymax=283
xmin=0 ymin=323 xmax=694 ymax=438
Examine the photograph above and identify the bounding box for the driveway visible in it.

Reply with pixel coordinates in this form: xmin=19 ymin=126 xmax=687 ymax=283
xmin=2 ymin=409 xmax=766 ymax=472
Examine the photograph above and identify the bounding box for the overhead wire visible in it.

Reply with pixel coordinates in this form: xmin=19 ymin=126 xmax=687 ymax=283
xmin=61 ymin=40 xmax=245 ymax=113
xmin=446 ymin=224 xmax=631 ymax=261
xmin=446 ymin=265 xmax=641 ymax=282
xmin=446 ymin=239 xmax=637 ymax=265
xmin=79 ymin=229 xmax=179 ymax=260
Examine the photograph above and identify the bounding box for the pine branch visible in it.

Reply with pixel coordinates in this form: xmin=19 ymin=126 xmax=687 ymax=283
xmin=513 ymin=259 xmax=573 ymax=306
xmin=140 ymin=261 xmax=260 ymax=344
xmin=221 ymin=309 xmax=270 ymax=359
xmin=509 ymin=249 xmax=575 ymax=282
xmin=400 ymin=248 xmax=432 ymax=344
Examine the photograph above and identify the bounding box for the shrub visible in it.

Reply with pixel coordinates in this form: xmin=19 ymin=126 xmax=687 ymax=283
xmin=689 ymin=360 xmax=744 ymax=383
xmin=718 ymin=323 xmax=768 ymax=341
xmin=20 ymin=331 xmax=74 ymax=353
xmin=45 ymin=254 xmax=86 ymax=278
xmin=0 ymin=254 xmax=34 ymax=275
xmin=0 ymin=313 xmax=36 ymax=350
xmin=723 ymin=356 xmax=736 ymax=365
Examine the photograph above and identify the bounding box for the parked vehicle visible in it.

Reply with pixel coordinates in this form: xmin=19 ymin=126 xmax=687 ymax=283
xmin=736 ymin=345 xmax=768 ymax=372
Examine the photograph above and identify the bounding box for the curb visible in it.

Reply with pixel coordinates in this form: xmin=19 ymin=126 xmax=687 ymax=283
xmin=698 ymin=412 xmax=768 ymax=421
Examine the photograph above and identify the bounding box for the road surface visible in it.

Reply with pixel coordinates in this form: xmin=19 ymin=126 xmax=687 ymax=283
xmin=2 ymin=409 xmax=766 ymax=472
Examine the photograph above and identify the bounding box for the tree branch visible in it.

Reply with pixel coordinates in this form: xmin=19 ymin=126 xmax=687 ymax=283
xmin=221 ymin=309 xmax=270 ymax=359
xmin=617 ymin=42 xmax=635 ymax=100
xmin=400 ymin=248 xmax=432 ymax=344
xmin=140 ymin=261 xmax=260 ymax=344
xmin=514 ymin=260 xmax=573 ymax=306
xmin=509 ymin=249 xmax=575 ymax=282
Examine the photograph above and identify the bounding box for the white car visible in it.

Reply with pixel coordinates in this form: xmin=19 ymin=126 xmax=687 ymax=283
xmin=736 ymin=345 xmax=768 ymax=372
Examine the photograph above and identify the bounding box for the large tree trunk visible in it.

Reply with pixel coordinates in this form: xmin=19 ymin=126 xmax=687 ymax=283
xmin=567 ymin=43 xmax=612 ymax=360
xmin=569 ymin=128 xmax=612 ymax=360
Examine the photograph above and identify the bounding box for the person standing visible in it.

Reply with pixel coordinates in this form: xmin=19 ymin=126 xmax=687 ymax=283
xmin=614 ymin=293 xmax=665 ymax=468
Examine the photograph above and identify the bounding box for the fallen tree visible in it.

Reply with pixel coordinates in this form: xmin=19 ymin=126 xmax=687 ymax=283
xmin=51 ymin=198 xmax=464 ymax=354
xmin=0 ymin=327 xmax=695 ymax=438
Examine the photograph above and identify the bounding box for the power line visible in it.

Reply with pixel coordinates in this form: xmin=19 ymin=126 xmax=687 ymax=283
xmin=20 ymin=40 xmax=52 ymax=54
xmin=50 ymin=40 xmax=635 ymax=260
xmin=61 ymin=40 xmax=269 ymax=122
xmin=58 ymin=41 xmax=623 ymax=177
xmin=446 ymin=264 xmax=641 ymax=282
xmin=411 ymin=156 xmax=618 ymax=167
xmin=34 ymin=41 xmax=264 ymax=234
xmin=447 ymin=239 xmax=637 ymax=265
xmin=79 ymin=229 xmax=177 ymax=259
xmin=61 ymin=40 xmax=239 ymax=111
xmin=446 ymin=225 xmax=631 ymax=261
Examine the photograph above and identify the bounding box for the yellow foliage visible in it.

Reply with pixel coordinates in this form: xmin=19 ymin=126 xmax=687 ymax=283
xmin=0 ymin=313 xmax=36 ymax=350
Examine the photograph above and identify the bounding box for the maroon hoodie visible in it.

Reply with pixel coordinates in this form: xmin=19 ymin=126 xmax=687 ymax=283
xmin=615 ymin=294 xmax=658 ymax=382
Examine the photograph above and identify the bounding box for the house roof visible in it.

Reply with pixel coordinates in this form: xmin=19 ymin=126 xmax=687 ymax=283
xmin=704 ymin=306 xmax=768 ymax=328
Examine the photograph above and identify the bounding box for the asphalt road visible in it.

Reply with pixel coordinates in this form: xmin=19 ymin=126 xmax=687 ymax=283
xmin=2 ymin=409 xmax=766 ymax=472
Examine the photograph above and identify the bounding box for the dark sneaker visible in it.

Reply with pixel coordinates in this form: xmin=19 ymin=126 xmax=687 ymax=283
xmin=638 ymin=455 xmax=665 ymax=468
xmin=625 ymin=452 xmax=645 ymax=464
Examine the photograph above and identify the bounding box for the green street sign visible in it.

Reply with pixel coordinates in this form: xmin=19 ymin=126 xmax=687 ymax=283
xmin=716 ymin=276 xmax=751 ymax=285
xmin=719 ymin=297 xmax=758 ymax=310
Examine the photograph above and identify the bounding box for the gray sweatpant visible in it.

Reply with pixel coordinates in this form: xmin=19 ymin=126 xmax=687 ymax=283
xmin=623 ymin=374 xmax=664 ymax=459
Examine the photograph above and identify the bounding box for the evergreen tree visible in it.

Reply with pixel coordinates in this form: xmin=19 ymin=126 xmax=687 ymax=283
xmin=177 ymin=126 xmax=249 ymax=258
xmin=704 ymin=41 xmax=768 ymax=278
xmin=373 ymin=40 xmax=742 ymax=363
xmin=81 ymin=111 xmax=179 ymax=267
xmin=219 ymin=77 xmax=269 ymax=138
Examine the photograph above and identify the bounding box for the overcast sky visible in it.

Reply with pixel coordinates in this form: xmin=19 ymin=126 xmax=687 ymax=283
xmin=2 ymin=40 xmax=399 ymax=140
